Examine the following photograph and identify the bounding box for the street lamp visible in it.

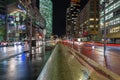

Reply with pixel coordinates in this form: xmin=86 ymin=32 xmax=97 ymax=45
xmin=100 ymin=0 xmax=109 ymax=67
xmin=43 ymin=29 xmax=46 ymax=58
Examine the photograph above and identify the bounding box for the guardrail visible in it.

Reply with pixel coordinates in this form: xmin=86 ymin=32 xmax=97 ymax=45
xmin=37 ymin=43 xmax=120 ymax=80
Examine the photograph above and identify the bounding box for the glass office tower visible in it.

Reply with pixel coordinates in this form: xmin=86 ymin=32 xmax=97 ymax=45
xmin=0 ymin=0 xmax=6 ymax=41
xmin=7 ymin=11 xmax=26 ymax=41
xmin=66 ymin=0 xmax=80 ymax=39
xmin=100 ymin=0 xmax=120 ymax=43
xmin=40 ymin=0 xmax=53 ymax=38
xmin=0 ymin=14 xmax=5 ymax=41
xmin=78 ymin=0 xmax=99 ymax=41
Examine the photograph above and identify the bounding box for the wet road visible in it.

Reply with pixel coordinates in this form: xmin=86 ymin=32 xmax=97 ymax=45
xmin=62 ymin=41 xmax=120 ymax=76
xmin=0 ymin=45 xmax=23 ymax=60
xmin=0 ymin=45 xmax=52 ymax=80
xmin=79 ymin=44 xmax=120 ymax=76
xmin=38 ymin=44 xmax=120 ymax=80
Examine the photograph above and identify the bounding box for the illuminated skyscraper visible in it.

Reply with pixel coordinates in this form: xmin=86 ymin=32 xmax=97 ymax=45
xmin=40 ymin=0 xmax=53 ymax=38
xmin=0 ymin=0 xmax=6 ymax=41
xmin=78 ymin=0 xmax=99 ymax=41
xmin=100 ymin=0 xmax=120 ymax=43
xmin=0 ymin=14 xmax=5 ymax=41
xmin=66 ymin=0 xmax=80 ymax=38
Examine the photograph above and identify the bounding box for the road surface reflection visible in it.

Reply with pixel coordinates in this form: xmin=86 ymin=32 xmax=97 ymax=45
xmin=0 ymin=51 xmax=52 ymax=80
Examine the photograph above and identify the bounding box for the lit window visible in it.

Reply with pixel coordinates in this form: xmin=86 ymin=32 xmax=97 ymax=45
xmin=89 ymin=25 xmax=94 ymax=28
xmin=89 ymin=18 xmax=94 ymax=21
xmin=96 ymin=18 xmax=99 ymax=21
xmin=110 ymin=26 xmax=120 ymax=33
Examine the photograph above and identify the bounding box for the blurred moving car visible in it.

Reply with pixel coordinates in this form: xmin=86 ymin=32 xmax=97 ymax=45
xmin=0 ymin=41 xmax=8 ymax=47
xmin=14 ymin=41 xmax=23 ymax=45
xmin=0 ymin=41 xmax=23 ymax=47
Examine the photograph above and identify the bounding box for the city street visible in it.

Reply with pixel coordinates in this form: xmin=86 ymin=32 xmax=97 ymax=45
xmin=80 ymin=44 xmax=120 ymax=75
xmin=0 ymin=45 xmax=52 ymax=80
xmin=37 ymin=43 xmax=120 ymax=80
xmin=62 ymin=41 xmax=120 ymax=76
xmin=0 ymin=45 xmax=24 ymax=61
xmin=1 ymin=0 xmax=120 ymax=80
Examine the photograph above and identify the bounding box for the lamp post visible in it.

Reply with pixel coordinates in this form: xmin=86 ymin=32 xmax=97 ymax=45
xmin=43 ymin=29 xmax=46 ymax=58
xmin=100 ymin=0 xmax=109 ymax=67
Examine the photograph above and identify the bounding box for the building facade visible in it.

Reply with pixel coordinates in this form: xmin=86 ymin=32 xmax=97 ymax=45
xmin=19 ymin=0 xmax=46 ymax=40
xmin=100 ymin=0 xmax=120 ymax=43
xmin=40 ymin=0 xmax=53 ymax=39
xmin=66 ymin=0 xmax=80 ymax=39
xmin=0 ymin=0 xmax=6 ymax=41
xmin=79 ymin=0 xmax=99 ymax=41
xmin=0 ymin=0 xmax=45 ymax=41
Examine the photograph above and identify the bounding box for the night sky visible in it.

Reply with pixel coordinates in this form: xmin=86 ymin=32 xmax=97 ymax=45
xmin=52 ymin=0 xmax=88 ymax=37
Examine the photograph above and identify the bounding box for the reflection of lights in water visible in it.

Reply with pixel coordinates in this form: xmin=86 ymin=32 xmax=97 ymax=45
xmin=3 ymin=47 xmax=7 ymax=53
xmin=7 ymin=58 xmax=17 ymax=76
xmin=26 ymin=53 xmax=29 ymax=57
xmin=3 ymin=60 xmax=7 ymax=64
xmin=94 ymin=47 xmax=104 ymax=55
xmin=14 ymin=45 xmax=22 ymax=53
xmin=17 ymin=54 xmax=22 ymax=61
xmin=79 ymin=42 xmax=81 ymax=45
xmin=92 ymin=46 xmax=95 ymax=49
xmin=18 ymin=45 xmax=22 ymax=51
xmin=39 ymin=47 xmax=42 ymax=53
xmin=17 ymin=54 xmax=26 ymax=62
xmin=14 ymin=45 xmax=17 ymax=49
xmin=10 ymin=63 xmax=16 ymax=70
xmin=21 ymin=53 xmax=26 ymax=61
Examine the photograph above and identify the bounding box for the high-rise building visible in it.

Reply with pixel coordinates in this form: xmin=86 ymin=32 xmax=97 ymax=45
xmin=66 ymin=0 xmax=80 ymax=39
xmin=19 ymin=0 xmax=46 ymax=40
xmin=0 ymin=0 xmax=6 ymax=41
xmin=100 ymin=0 xmax=120 ymax=43
xmin=79 ymin=0 xmax=99 ymax=41
xmin=0 ymin=0 xmax=6 ymax=14
xmin=0 ymin=0 xmax=46 ymax=41
xmin=40 ymin=0 xmax=53 ymax=38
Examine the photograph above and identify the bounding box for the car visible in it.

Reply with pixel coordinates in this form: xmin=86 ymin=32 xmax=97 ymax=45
xmin=0 ymin=41 xmax=8 ymax=47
